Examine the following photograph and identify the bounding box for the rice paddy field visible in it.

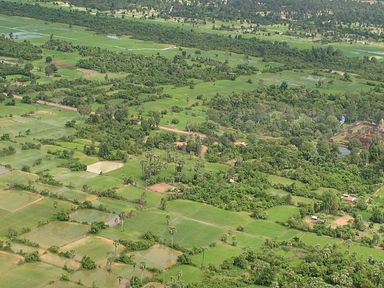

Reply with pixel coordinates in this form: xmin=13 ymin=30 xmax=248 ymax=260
xmin=0 ymin=98 xmax=384 ymax=287
xmin=1 ymin=1 xmax=384 ymax=287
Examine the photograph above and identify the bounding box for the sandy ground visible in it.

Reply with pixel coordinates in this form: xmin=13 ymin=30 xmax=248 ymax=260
xmin=200 ymin=145 xmax=208 ymax=158
xmin=87 ymin=161 xmax=124 ymax=174
xmin=175 ymin=141 xmax=187 ymax=147
xmin=147 ymin=183 xmax=176 ymax=193
xmin=332 ymin=215 xmax=354 ymax=228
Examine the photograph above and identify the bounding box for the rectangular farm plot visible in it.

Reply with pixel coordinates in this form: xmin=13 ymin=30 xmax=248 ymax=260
xmin=87 ymin=161 xmax=124 ymax=174
xmin=23 ymin=221 xmax=89 ymax=248
xmin=132 ymin=244 xmax=182 ymax=270
xmin=0 ymin=189 xmax=43 ymax=212
xmin=60 ymin=236 xmax=123 ymax=263
xmin=70 ymin=209 xmax=116 ymax=224
xmin=0 ymin=198 xmax=73 ymax=237
xmin=0 ymin=262 xmax=63 ymax=288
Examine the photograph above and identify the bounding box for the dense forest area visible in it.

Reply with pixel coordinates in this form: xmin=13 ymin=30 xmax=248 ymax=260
xmin=3 ymin=1 xmax=384 ymax=82
xmin=50 ymin=0 xmax=384 ymax=27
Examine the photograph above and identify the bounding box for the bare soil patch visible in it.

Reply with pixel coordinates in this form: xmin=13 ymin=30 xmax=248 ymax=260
xmin=87 ymin=161 xmax=124 ymax=174
xmin=147 ymin=183 xmax=176 ymax=193
xmin=332 ymin=215 xmax=353 ymax=228
xmin=200 ymin=145 xmax=208 ymax=158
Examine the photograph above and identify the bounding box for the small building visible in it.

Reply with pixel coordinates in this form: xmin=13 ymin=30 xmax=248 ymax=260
xmin=342 ymin=194 xmax=357 ymax=203
xmin=311 ymin=215 xmax=319 ymax=221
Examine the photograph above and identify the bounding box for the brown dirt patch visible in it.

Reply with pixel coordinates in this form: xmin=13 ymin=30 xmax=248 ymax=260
xmin=86 ymin=194 xmax=98 ymax=201
xmin=147 ymin=183 xmax=176 ymax=193
xmin=200 ymin=145 xmax=208 ymax=158
xmin=53 ymin=60 xmax=76 ymax=69
xmin=226 ymin=159 xmax=237 ymax=167
xmin=332 ymin=215 xmax=353 ymax=228
xmin=330 ymin=121 xmax=383 ymax=148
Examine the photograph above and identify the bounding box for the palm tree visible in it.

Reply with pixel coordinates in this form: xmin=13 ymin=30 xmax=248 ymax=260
xmin=119 ymin=212 xmax=126 ymax=231
xmin=169 ymin=226 xmax=177 ymax=248
xmin=139 ymin=261 xmax=146 ymax=284
xmin=113 ymin=240 xmax=119 ymax=256
xmin=166 ymin=215 xmax=171 ymax=226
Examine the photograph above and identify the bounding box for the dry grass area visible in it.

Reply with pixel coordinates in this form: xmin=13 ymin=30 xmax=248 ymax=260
xmin=33 ymin=110 xmax=56 ymax=116
xmin=87 ymin=161 xmax=124 ymax=174
xmin=77 ymin=68 xmax=104 ymax=79
xmin=147 ymin=183 xmax=176 ymax=193
xmin=40 ymin=251 xmax=81 ymax=270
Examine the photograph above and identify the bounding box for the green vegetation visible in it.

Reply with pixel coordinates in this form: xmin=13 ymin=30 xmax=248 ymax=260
xmin=1 ymin=0 xmax=384 ymax=287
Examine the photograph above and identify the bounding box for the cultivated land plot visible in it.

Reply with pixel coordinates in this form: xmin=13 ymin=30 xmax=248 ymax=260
xmin=61 ymin=236 xmax=123 ymax=263
xmin=132 ymin=244 xmax=182 ymax=270
xmin=0 ymin=189 xmax=42 ymax=212
xmin=23 ymin=221 xmax=89 ymax=248
xmin=190 ymin=244 xmax=243 ymax=267
xmin=0 ymin=262 xmax=63 ymax=288
xmin=0 ymin=197 xmax=73 ymax=237
xmin=86 ymin=161 xmax=125 ymax=174
xmin=70 ymin=209 xmax=115 ymax=224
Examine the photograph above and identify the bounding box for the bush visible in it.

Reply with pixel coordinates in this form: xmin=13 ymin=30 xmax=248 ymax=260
xmin=81 ymin=256 xmax=96 ymax=270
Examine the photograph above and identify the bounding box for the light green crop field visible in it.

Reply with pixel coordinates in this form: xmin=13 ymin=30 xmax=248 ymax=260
xmin=23 ymin=221 xmax=89 ymax=248
xmin=0 ymin=189 xmax=41 ymax=212
xmin=0 ymin=262 xmax=63 ymax=288
xmin=70 ymin=209 xmax=115 ymax=224
xmin=0 ymin=197 xmax=73 ymax=237
xmin=266 ymin=205 xmax=300 ymax=223
xmin=61 ymin=236 xmax=117 ymax=262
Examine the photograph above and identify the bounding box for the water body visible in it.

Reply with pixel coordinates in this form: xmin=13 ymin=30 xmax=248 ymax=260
xmin=338 ymin=146 xmax=351 ymax=156
xmin=12 ymin=32 xmax=43 ymax=39
xmin=106 ymin=34 xmax=120 ymax=40
xmin=0 ymin=166 xmax=8 ymax=175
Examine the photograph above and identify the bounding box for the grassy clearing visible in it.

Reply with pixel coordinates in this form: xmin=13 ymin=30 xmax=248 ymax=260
xmin=190 ymin=244 xmax=243 ymax=267
xmin=159 ymin=264 xmax=203 ymax=284
xmin=267 ymin=205 xmax=300 ymax=223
